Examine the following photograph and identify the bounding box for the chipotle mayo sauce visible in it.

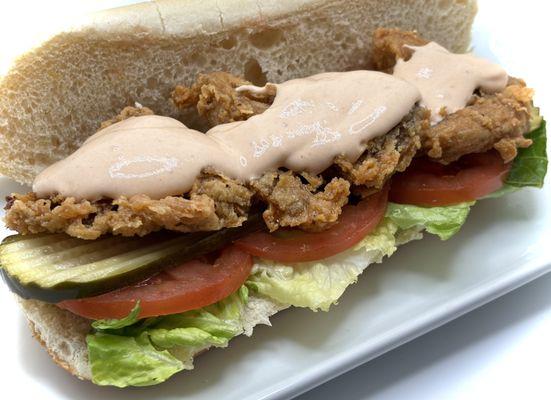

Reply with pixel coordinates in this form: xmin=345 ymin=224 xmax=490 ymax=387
xmin=393 ymin=42 xmax=508 ymax=124
xmin=33 ymin=43 xmax=509 ymax=200
xmin=33 ymin=71 xmax=420 ymax=200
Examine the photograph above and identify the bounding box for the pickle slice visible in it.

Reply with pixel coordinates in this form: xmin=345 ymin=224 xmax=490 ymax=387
xmin=0 ymin=215 xmax=263 ymax=303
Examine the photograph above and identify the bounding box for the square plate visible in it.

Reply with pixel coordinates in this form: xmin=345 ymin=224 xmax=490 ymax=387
xmin=1 ymin=4 xmax=549 ymax=399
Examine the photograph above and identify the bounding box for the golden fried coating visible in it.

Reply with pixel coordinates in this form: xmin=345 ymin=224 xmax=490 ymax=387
xmin=172 ymin=72 xmax=274 ymax=127
xmin=4 ymin=168 xmax=351 ymax=238
xmin=5 ymin=192 xmax=227 ymax=240
xmin=421 ymin=81 xmax=533 ymax=163
xmin=190 ymin=169 xmax=253 ymax=229
xmin=99 ymin=105 xmax=155 ymax=130
xmin=371 ymin=28 xmax=534 ymax=163
xmin=335 ymin=109 xmax=423 ymax=188
xmin=371 ymin=28 xmax=429 ymax=71
xmin=250 ymin=172 xmax=350 ymax=232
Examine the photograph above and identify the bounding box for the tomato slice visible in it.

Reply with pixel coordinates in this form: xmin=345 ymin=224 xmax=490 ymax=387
xmin=58 ymin=245 xmax=252 ymax=320
xmin=389 ymin=150 xmax=511 ymax=207
xmin=234 ymin=187 xmax=388 ymax=263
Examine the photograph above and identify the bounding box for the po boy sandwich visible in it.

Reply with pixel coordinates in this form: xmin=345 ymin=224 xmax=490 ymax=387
xmin=0 ymin=0 xmax=546 ymax=388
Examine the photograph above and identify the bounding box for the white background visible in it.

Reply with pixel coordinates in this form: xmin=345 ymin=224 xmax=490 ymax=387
xmin=0 ymin=1 xmax=550 ymax=399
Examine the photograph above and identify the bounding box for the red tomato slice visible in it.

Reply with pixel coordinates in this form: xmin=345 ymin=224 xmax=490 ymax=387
xmin=389 ymin=150 xmax=511 ymax=207
xmin=58 ymin=245 xmax=252 ymax=320
xmin=234 ymin=187 xmax=388 ymax=263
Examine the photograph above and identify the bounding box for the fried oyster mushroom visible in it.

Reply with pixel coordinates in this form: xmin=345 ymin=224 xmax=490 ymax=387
xmin=371 ymin=28 xmax=533 ymax=164
xmin=172 ymin=72 xmax=274 ymax=128
xmin=5 ymin=105 xmax=422 ymax=239
xmin=7 ymin=28 xmax=532 ymax=240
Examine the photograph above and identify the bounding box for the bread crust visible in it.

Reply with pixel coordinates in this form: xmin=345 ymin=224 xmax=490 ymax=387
xmin=26 ymin=318 xmax=87 ymax=380
xmin=18 ymin=294 xmax=287 ymax=383
xmin=18 ymin=297 xmax=93 ymax=380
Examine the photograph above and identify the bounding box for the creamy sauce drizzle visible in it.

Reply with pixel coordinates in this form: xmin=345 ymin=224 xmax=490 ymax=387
xmin=33 ymin=71 xmax=420 ymax=200
xmin=235 ymin=84 xmax=276 ymax=97
xmin=393 ymin=42 xmax=508 ymax=124
xmin=33 ymin=43 xmax=509 ymax=200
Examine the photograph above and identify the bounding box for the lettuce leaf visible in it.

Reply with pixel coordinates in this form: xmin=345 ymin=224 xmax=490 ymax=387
xmin=385 ymin=202 xmax=473 ymax=240
xmin=486 ymin=117 xmax=547 ymax=198
xmin=506 ymin=117 xmax=547 ymax=188
xmin=91 ymin=301 xmax=140 ymax=330
xmin=147 ymin=327 xmax=228 ymax=348
xmin=87 ymin=287 xmax=248 ymax=387
xmin=87 ymin=332 xmax=183 ymax=387
xmin=246 ymin=196 xmax=491 ymax=310
xmin=247 ymin=260 xmax=364 ymax=312
xmin=247 ymin=220 xmax=422 ymax=311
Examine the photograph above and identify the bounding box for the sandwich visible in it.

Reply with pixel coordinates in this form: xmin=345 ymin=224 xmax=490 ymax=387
xmin=0 ymin=0 xmax=547 ymax=388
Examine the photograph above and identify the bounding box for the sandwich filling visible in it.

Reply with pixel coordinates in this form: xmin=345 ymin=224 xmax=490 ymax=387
xmin=0 ymin=29 xmax=547 ymax=387
xmin=4 ymin=31 xmax=534 ymax=240
xmin=33 ymin=71 xmax=421 ymax=200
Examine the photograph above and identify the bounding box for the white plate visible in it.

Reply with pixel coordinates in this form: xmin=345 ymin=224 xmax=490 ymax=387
xmin=1 ymin=3 xmax=550 ymax=400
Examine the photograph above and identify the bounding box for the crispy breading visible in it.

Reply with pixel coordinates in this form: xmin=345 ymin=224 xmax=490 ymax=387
xmin=372 ymin=28 xmax=429 ymax=71
xmin=250 ymin=172 xmax=350 ymax=232
xmin=421 ymin=82 xmax=533 ymax=163
xmin=172 ymin=72 xmax=274 ymax=127
xmin=335 ymin=109 xmax=424 ymax=188
xmin=371 ymin=28 xmax=533 ymax=163
xmin=5 ymin=192 xmax=225 ymax=240
xmin=4 ymin=169 xmax=351 ymax=238
xmin=189 ymin=169 xmax=253 ymax=229
xmin=99 ymin=105 xmax=155 ymax=130
xmin=5 ymin=193 xmax=100 ymax=239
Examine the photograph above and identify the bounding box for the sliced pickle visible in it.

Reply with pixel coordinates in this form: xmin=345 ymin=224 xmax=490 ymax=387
xmin=0 ymin=215 xmax=263 ymax=303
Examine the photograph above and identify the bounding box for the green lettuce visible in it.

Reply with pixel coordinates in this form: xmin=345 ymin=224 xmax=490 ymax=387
xmin=385 ymin=202 xmax=473 ymax=240
xmin=91 ymin=301 xmax=140 ymax=330
xmin=87 ymin=333 xmax=183 ymax=388
xmin=507 ymin=116 xmax=547 ymax=188
xmin=489 ymin=117 xmax=547 ymax=198
xmin=246 ymin=220 xmax=422 ymax=311
xmin=87 ymin=287 xmax=248 ymax=387
xmin=245 ymin=199 xmax=480 ymax=312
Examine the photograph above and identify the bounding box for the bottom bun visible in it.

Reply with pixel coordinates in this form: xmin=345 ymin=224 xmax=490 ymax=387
xmin=18 ymin=294 xmax=287 ymax=382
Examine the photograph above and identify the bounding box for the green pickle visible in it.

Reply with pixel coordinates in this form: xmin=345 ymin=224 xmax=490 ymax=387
xmin=0 ymin=215 xmax=263 ymax=303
